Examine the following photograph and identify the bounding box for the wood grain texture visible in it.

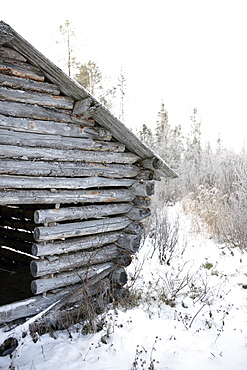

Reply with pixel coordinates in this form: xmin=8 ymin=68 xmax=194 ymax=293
xmin=33 ymin=216 xmax=131 ymax=242
xmin=0 ymin=188 xmax=135 ymax=205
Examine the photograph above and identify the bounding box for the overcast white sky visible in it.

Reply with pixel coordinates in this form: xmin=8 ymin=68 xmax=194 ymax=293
xmin=2 ymin=0 xmax=247 ymax=150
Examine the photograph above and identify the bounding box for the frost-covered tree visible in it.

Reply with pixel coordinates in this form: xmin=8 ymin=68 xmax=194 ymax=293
xmin=74 ymin=60 xmax=102 ymax=96
xmin=138 ymin=123 xmax=154 ymax=148
xmin=117 ymin=68 xmax=126 ymax=121
xmin=58 ymin=20 xmax=77 ymax=77
xmin=74 ymin=61 xmax=116 ymax=110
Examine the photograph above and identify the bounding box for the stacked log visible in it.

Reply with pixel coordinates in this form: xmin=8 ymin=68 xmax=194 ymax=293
xmin=0 ymin=43 xmax=154 ymax=314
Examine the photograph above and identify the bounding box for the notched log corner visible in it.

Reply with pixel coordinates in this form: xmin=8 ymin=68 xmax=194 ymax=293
xmin=72 ymin=97 xmax=101 ymax=118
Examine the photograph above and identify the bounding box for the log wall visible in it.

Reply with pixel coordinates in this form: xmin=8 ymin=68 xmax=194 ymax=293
xmin=0 ymin=43 xmax=154 ymax=319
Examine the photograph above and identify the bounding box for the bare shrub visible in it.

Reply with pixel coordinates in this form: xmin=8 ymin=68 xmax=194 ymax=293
xmin=149 ymin=208 xmax=181 ymax=265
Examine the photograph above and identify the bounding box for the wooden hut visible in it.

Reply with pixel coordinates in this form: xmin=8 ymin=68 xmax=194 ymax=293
xmin=0 ymin=21 xmax=177 ymax=326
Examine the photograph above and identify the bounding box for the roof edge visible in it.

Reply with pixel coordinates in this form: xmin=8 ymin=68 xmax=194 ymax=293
xmin=0 ymin=21 xmax=178 ymax=179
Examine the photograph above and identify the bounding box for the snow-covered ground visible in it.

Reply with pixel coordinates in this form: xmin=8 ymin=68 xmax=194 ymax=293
xmin=1 ymin=204 xmax=247 ymax=369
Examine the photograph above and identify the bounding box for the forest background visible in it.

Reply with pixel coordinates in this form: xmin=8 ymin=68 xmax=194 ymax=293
xmin=52 ymin=18 xmax=247 ymax=254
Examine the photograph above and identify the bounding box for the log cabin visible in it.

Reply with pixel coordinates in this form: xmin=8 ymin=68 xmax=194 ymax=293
xmin=0 ymin=21 xmax=178 ymax=327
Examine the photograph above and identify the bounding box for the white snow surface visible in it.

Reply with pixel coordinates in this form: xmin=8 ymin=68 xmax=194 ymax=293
xmin=1 ymin=204 xmax=247 ymax=369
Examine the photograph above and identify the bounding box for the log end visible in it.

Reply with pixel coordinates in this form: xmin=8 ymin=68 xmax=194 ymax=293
xmin=30 ymin=280 xmax=38 ymax=295
xmin=30 ymin=260 xmax=38 ymax=277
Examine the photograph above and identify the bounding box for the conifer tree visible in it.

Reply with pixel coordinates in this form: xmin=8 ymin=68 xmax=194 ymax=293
xmin=58 ymin=20 xmax=77 ymax=77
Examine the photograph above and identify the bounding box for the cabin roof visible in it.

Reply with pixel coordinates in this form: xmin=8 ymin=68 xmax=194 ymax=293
xmin=0 ymin=21 xmax=178 ymax=179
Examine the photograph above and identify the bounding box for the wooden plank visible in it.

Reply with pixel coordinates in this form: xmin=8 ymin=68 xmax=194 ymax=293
xmin=0 ymin=175 xmax=135 ymax=189
xmin=0 ymin=160 xmax=139 ymax=178
xmin=0 ymin=128 xmax=125 ymax=152
xmin=0 ymin=114 xmax=113 ymax=138
xmin=33 ymin=216 xmax=131 ymax=242
xmin=0 ymin=46 xmax=26 ymax=61
xmin=0 ymin=188 xmax=134 ymax=205
xmin=34 ymin=203 xmax=132 ymax=224
xmin=31 ymin=262 xmax=114 ymax=295
xmin=0 ymin=87 xmax=74 ymax=109
xmin=0 ymin=58 xmax=45 ymax=81
xmin=32 ymin=231 xmax=122 ymax=257
xmin=0 ymin=101 xmax=85 ymax=123
xmin=30 ymin=244 xmax=122 ymax=277
xmin=0 ymin=145 xmax=139 ymax=164
xmin=0 ymin=73 xmax=60 ymax=94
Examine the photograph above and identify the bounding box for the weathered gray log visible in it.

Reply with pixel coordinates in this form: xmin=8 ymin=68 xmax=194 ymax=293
xmin=0 ymin=159 xmax=139 ymax=178
xmin=110 ymin=267 xmax=128 ymax=286
xmin=93 ymin=107 xmax=178 ymax=179
xmin=0 ymin=205 xmax=34 ymax=219
xmin=0 ymin=114 xmax=114 ymax=140
xmin=0 ymin=46 xmax=26 ymax=61
xmin=34 ymin=203 xmax=132 ymax=224
xmin=125 ymin=222 xmax=144 ymax=235
xmin=0 ymin=72 xmax=60 ymax=94
xmin=33 ymin=216 xmax=131 ymax=242
xmin=0 ymin=236 xmax=32 ymax=254
xmin=0 ymin=59 xmax=45 ymax=81
xmin=0 ymin=289 xmax=70 ymax=324
xmin=0 ymin=87 xmax=74 ymax=109
xmin=32 ymin=231 xmax=122 ymax=257
xmin=132 ymin=196 xmax=151 ymax=208
xmin=29 ymin=276 xmax=112 ymax=332
xmin=117 ymin=232 xmax=141 ymax=253
xmin=0 ymin=101 xmax=88 ymax=123
xmin=0 ymin=22 xmax=15 ymax=45
xmin=141 ymin=157 xmax=179 ymax=178
xmin=0 ymin=273 xmax=111 ymax=324
xmin=135 ymin=170 xmax=154 ymax=181
xmin=0 ymin=128 xmax=125 ymax=151
xmin=0 ymin=145 xmax=139 ymax=163
xmin=73 ymin=97 xmax=92 ymax=114
xmin=31 ymin=262 xmax=114 ymax=295
xmin=127 ymin=207 xmax=151 ymax=221
xmin=130 ymin=181 xmax=155 ymax=196
xmin=0 ymin=245 xmax=33 ymax=265
xmin=0 ymin=175 xmax=135 ymax=190
xmin=30 ymin=244 xmax=123 ymax=277
xmin=0 ymin=188 xmax=134 ymax=205
xmin=141 ymin=157 xmax=160 ymax=171
xmin=72 ymin=97 xmax=99 ymax=117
